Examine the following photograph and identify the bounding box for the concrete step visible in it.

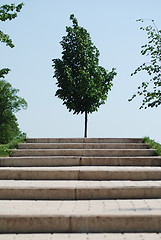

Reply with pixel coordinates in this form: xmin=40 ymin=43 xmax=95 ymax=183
xmin=18 ymin=143 xmax=149 ymax=149
xmin=0 ymin=199 xmax=161 ymax=233
xmin=11 ymin=149 xmax=156 ymax=157
xmin=1 ymin=233 xmax=161 ymax=240
xmin=0 ymin=166 xmax=161 ymax=180
xmin=1 ymin=137 xmax=160 ymax=236
xmin=27 ymin=138 xmax=144 ymax=143
xmin=1 ymin=156 xmax=161 ymax=167
xmin=0 ymin=180 xmax=161 ymax=200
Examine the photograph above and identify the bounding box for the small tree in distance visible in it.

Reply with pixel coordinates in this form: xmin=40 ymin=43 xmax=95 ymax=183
xmin=52 ymin=14 xmax=116 ymax=137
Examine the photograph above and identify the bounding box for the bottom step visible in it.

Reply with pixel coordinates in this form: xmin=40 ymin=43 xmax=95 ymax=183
xmin=0 ymin=233 xmax=161 ymax=240
xmin=0 ymin=199 xmax=161 ymax=233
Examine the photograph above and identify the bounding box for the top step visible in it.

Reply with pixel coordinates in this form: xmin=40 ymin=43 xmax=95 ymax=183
xmin=27 ymin=138 xmax=144 ymax=143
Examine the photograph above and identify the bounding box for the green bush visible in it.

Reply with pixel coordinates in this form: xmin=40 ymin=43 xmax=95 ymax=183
xmin=0 ymin=134 xmax=26 ymax=156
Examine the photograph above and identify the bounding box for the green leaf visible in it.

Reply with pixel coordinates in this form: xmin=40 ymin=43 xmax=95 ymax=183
xmin=130 ymin=19 xmax=161 ymax=109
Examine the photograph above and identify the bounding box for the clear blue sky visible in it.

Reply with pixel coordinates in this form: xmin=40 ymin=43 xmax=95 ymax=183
xmin=1 ymin=0 xmax=161 ymax=142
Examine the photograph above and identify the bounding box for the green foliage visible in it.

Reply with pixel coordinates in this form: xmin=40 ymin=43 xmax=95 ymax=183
xmin=0 ymin=2 xmax=27 ymax=144
xmin=0 ymin=3 xmax=24 ymax=21
xmin=0 ymin=2 xmax=24 ymax=48
xmin=0 ymin=78 xmax=27 ymax=144
xmin=0 ymin=68 xmax=10 ymax=78
xmin=53 ymin=14 xmax=116 ymax=115
xmin=129 ymin=19 xmax=161 ymax=109
xmin=52 ymin=14 xmax=116 ymax=136
xmin=0 ymin=30 xmax=14 ymax=48
xmin=0 ymin=133 xmax=26 ymax=156
xmin=143 ymin=137 xmax=161 ymax=156
xmin=0 ymin=144 xmax=10 ymax=156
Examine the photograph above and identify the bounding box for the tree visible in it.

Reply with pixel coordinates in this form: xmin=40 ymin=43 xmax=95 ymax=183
xmin=0 ymin=2 xmax=24 ymax=48
xmin=0 ymin=2 xmax=24 ymax=78
xmin=52 ymin=14 xmax=116 ymax=137
xmin=0 ymin=2 xmax=26 ymax=143
xmin=129 ymin=19 xmax=161 ymax=109
xmin=0 ymin=72 xmax=27 ymax=143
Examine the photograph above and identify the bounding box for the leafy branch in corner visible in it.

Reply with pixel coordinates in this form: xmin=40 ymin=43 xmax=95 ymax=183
xmin=0 ymin=3 xmax=24 ymax=48
xmin=129 ymin=19 xmax=161 ymax=109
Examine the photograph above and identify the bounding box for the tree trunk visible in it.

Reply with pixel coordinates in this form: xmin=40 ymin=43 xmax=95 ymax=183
xmin=84 ymin=111 xmax=88 ymax=138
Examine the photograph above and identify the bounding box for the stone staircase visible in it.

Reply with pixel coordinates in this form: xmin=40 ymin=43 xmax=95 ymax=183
xmin=0 ymin=138 xmax=161 ymax=240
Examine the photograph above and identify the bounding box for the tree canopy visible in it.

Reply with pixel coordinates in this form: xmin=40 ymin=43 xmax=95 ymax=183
xmin=52 ymin=14 xmax=116 ymax=137
xmin=0 ymin=2 xmax=26 ymax=144
xmin=0 ymin=73 xmax=27 ymax=143
xmin=129 ymin=19 xmax=161 ymax=109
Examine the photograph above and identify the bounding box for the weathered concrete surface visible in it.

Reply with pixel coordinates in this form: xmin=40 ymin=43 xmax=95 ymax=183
xmin=0 ymin=233 xmax=161 ymax=240
xmin=18 ymin=143 xmax=149 ymax=149
xmin=11 ymin=149 xmax=156 ymax=157
xmin=0 ymin=166 xmax=161 ymax=180
xmin=26 ymin=138 xmax=144 ymax=143
xmin=0 ymin=180 xmax=161 ymax=200
xmin=0 ymin=156 xmax=161 ymax=167
xmin=0 ymin=138 xmax=161 ymax=237
xmin=0 ymin=199 xmax=161 ymax=233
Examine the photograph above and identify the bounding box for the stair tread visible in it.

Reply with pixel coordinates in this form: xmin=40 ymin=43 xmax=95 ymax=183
xmin=1 ymin=156 xmax=161 ymax=167
xmin=1 ymin=166 xmax=161 ymax=181
xmin=11 ymin=149 xmax=156 ymax=157
xmin=0 ymin=180 xmax=161 ymax=188
xmin=18 ymin=143 xmax=149 ymax=149
xmin=1 ymin=156 xmax=160 ymax=159
xmin=27 ymin=138 xmax=144 ymax=143
xmin=0 ymin=166 xmax=161 ymax=170
xmin=0 ymin=233 xmax=161 ymax=240
xmin=0 ymin=199 xmax=161 ymax=215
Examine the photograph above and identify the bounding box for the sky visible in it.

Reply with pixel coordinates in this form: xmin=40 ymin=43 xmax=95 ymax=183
xmin=1 ymin=0 xmax=161 ymax=142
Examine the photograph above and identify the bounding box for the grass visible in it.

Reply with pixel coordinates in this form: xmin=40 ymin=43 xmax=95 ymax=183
xmin=0 ymin=136 xmax=26 ymax=157
xmin=143 ymin=137 xmax=161 ymax=156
